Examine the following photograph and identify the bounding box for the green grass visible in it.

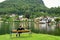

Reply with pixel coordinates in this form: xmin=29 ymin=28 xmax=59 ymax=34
xmin=0 ymin=33 xmax=60 ymax=40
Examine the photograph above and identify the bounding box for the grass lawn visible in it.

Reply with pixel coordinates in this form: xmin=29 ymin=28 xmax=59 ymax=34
xmin=0 ymin=33 xmax=60 ymax=40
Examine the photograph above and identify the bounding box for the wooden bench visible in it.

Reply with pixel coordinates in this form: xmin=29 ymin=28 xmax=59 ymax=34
xmin=10 ymin=29 xmax=31 ymax=37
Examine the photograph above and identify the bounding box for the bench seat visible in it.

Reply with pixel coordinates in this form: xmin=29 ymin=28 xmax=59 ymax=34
xmin=12 ymin=30 xmax=30 ymax=33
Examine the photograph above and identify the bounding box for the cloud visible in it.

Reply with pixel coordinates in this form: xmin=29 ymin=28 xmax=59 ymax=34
xmin=0 ymin=0 xmax=5 ymax=3
xmin=43 ymin=0 xmax=60 ymax=8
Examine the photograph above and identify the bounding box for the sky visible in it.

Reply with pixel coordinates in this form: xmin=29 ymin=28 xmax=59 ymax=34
xmin=0 ymin=0 xmax=60 ymax=8
xmin=0 ymin=0 xmax=5 ymax=2
xmin=43 ymin=0 xmax=60 ymax=8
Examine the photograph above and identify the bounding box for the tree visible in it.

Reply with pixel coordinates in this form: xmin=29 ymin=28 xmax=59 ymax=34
xmin=55 ymin=18 xmax=60 ymax=28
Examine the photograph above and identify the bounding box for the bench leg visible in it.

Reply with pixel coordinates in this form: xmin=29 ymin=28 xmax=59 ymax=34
xmin=16 ymin=32 xmax=18 ymax=37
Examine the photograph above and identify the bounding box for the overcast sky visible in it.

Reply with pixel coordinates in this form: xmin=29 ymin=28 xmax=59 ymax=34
xmin=43 ymin=0 xmax=60 ymax=8
xmin=0 ymin=0 xmax=5 ymax=2
xmin=0 ymin=0 xmax=60 ymax=8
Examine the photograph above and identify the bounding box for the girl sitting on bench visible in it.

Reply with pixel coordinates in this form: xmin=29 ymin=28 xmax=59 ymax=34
xmin=16 ymin=26 xmax=25 ymax=37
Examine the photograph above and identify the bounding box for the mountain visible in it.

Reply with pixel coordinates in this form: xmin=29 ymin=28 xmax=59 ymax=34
xmin=0 ymin=0 xmax=47 ymax=15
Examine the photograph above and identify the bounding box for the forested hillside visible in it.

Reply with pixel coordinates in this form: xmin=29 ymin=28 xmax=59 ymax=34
xmin=0 ymin=0 xmax=47 ymax=15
